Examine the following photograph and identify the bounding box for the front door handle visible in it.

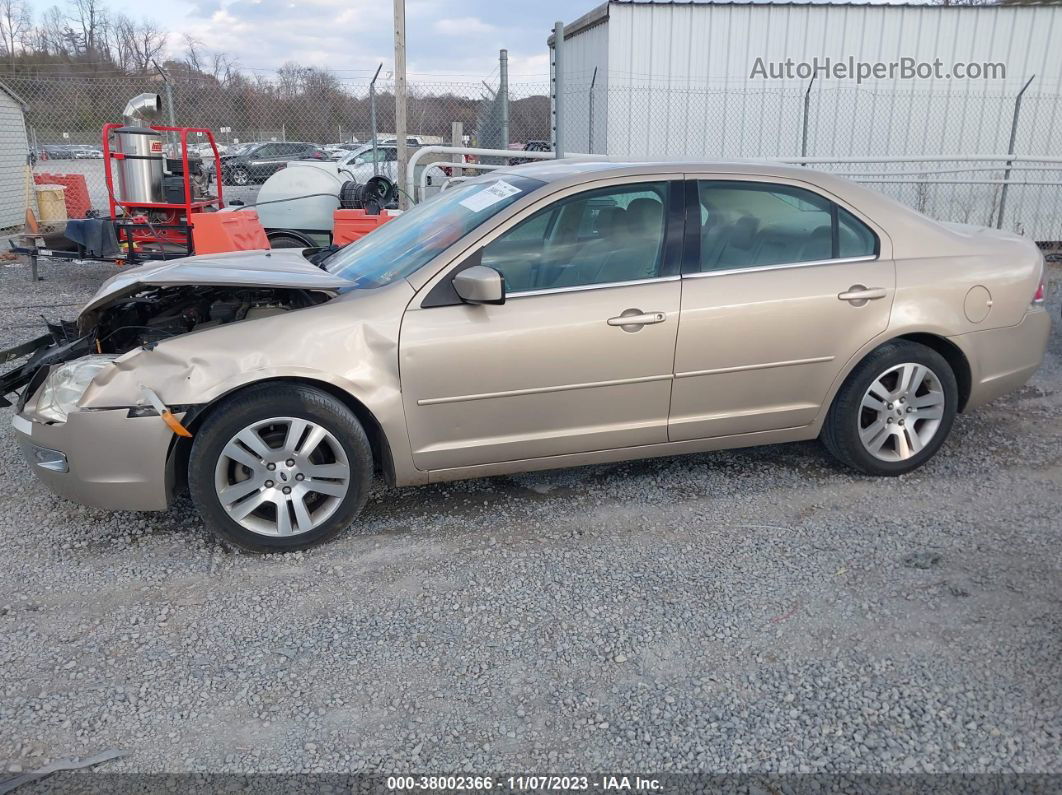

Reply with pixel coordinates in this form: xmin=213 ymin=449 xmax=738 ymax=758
xmin=838 ymin=285 xmax=887 ymax=306
xmin=607 ymin=309 xmax=666 ymax=331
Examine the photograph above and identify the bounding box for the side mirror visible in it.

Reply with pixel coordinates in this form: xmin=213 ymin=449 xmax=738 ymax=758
xmin=452 ymin=265 xmax=505 ymax=305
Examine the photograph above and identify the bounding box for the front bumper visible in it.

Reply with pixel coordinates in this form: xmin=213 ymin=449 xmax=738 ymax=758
xmin=13 ymin=407 xmax=179 ymax=511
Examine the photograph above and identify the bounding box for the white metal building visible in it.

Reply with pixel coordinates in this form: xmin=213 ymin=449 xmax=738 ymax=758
xmin=0 ymin=80 xmax=30 ymax=231
xmin=549 ymin=1 xmax=1062 ymax=239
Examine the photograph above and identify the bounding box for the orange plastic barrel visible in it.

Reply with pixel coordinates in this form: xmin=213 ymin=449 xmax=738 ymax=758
xmin=191 ymin=210 xmax=270 ymax=254
xmin=332 ymin=209 xmax=396 ymax=245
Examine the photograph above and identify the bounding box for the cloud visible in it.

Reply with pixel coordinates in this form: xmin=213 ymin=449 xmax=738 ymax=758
xmin=434 ymin=16 xmax=496 ymax=36
xmin=164 ymin=0 xmax=565 ymax=79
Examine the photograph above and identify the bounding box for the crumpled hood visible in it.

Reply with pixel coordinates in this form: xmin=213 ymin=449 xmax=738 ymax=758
xmin=81 ymin=249 xmax=353 ymax=316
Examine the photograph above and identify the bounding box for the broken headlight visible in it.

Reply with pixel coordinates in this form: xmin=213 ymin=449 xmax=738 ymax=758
xmin=35 ymin=355 xmax=118 ymax=423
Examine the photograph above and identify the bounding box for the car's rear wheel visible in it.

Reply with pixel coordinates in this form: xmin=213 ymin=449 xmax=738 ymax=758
xmin=188 ymin=383 xmax=372 ymax=551
xmin=821 ymin=340 xmax=958 ymax=476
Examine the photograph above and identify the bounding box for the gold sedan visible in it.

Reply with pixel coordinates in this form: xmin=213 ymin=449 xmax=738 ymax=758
xmin=7 ymin=161 xmax=1051 ymax=550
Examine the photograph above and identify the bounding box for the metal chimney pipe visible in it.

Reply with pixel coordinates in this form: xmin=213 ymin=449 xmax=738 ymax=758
xmin=123 ymin=93 xmax=162 ymax=127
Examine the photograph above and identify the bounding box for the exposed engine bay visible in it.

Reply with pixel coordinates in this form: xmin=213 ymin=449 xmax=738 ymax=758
xmin=0 ymin=285 xmax=331 ymax=407
xmin=90 ymin=285 xmax=327 ymax=352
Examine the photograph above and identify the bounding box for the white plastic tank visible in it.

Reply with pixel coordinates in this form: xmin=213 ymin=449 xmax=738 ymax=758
xmin=255 ymin=161 xmax=346 ymax=232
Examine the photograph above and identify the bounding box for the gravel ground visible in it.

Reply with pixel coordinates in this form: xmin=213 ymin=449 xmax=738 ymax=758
xmin=0 ymin=256 xmax=1059 ymax=776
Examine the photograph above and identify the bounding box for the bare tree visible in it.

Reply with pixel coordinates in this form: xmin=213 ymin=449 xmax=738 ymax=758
xmin=68 ymin=0 xmax=107 ymax=59
xmin=182 ymin=33 xmax=202 ymax=72
xmin=0 ymin=0 xmax=31 ymax=67
xmin=108 ymin=11 xmax=132 ymax=69
xmin=128 ymin=18 xmax=164 ymax=70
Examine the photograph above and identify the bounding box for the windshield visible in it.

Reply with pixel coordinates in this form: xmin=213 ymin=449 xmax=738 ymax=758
xmin=324 ymin=174 xmax=544 ymax=288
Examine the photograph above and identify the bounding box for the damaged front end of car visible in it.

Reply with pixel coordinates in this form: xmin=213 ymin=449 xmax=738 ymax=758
xmin=4 ymin=250 xmax=359 ymax=511
xmin=1 ymin=283 xmax=341 ymax=418
xmin=1 ymin=250 xmax=355 ymax=415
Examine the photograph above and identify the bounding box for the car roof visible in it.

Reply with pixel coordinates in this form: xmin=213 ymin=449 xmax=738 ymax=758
xmin=492 ymin=158 xmax=921 ymax=219
xmin=491 ymin=158 xmax=831 ymax=183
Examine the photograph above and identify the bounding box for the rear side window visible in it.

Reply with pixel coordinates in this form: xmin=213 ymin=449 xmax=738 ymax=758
xmin=694 ymin=181 xmax=878 ymax=273
xmin=838 ymin=207 xmax=878 ymax=259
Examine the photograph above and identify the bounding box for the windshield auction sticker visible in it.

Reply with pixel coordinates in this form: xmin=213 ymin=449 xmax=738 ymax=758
xmin=459 ymin=180 xmax=522 ymax=213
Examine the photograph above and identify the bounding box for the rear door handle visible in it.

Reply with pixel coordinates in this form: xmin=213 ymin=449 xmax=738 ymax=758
xmin=838 ymin=285 xmax=887 ymax=305
xmin=607 ymin=310 xmax=666 ymax=330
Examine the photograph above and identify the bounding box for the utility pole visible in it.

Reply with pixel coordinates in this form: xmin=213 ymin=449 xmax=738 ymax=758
xmin=369 ymin=62 xmax=382 ymax=177
xmin=499 ymin=49 xmax=510 ymax=151
xmin=394 ymin=0 xmax=408 ymax=207
xmin=551 ymin=21 xmax=565 ymax=158
xmin=800 ymin=75 xmax=815 ymax=166
xmin=152 ymin=60 xmax=177 ymax=150
xmin=588 ymin=65 xmax=597 ymax=153
xmin=997 ymin=74 xmax=1036 ymax=229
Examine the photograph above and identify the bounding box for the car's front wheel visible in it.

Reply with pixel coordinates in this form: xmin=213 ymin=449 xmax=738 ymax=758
xmin=188 ymin=383 xmax=373 ymax=551
xmin=821 ymin=340 xmax=958 ymax=476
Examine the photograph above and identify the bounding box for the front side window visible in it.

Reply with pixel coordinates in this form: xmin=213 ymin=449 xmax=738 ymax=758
xmin=695 ymin=181 xmax=878 ymax=273
xmin=481 ymin=182 xmax=670 ymax=293
xmin=324 ymin=174 xmax=544 ymax=288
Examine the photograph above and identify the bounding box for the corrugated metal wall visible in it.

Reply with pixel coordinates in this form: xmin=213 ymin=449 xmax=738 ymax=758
xmin=560 ymin=19 xmax=610 ymax=154
xmin=555 ymin=2 xmax=1062 ymax=239
xmin=0 ymin=85 xmax=30 ymax=231
xmin=596 ymin=2 xmax=1062 ymax=159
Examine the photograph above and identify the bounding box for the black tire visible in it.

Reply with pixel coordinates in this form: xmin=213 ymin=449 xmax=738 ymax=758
xmin=268 ymin=231 xmax=314 ymax=249
xmin=229 ymin=166 xmax=250 ymax=186
xmin=821 ymin=340 xmax=958 ymax=476
xmin=187 ymin=383 xmax=372 ymax=552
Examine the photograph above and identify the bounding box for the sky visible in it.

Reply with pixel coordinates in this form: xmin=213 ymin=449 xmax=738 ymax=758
xmin=34 ymin=0 xmax=585 ymax=81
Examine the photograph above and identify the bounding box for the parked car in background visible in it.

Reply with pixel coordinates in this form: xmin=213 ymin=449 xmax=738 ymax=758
xmin=71 ymin=145 xmax=104 ymax=159
xmin=4 ymin=161 xmax=1049 ymax=551
xmin=41 ymin=144 xmax=77 ymax=160
xmin=336 ymin=143 xmax=400 ymax=181
xmin=324 ymin=142 xmax=361 ymax=160
xmin=215 ymin=141 xmax=329 ymax=185
xmin=508 ymin=140 xmax=551 ymax=166
xmin=189 ymin=142 xmax=227 ymax=159
xmin=380 ymin=136 xmax=423 ymax=147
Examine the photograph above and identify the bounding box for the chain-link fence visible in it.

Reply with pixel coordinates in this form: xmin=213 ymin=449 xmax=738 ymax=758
xmin=5 ymin=71 xmax=550 ymax=213
xmin=558 ymin=78 xmax=1062 ymax=241
xmin=7 ymin=69 xmax=1062 ymax=240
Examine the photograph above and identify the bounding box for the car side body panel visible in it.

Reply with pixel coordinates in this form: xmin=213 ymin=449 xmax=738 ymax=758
xmin=669 ymin=258 xmax=897 ymax=440
xmin=400 ymin=279 xmax=682 ymax=470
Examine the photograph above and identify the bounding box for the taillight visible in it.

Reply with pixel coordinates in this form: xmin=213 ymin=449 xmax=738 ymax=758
xmin=1033 ymin=279 xmax=1045 ymax=304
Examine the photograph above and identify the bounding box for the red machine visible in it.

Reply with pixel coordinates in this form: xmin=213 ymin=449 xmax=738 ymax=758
xmin=100 ymin=93 xmax=228 ymax=262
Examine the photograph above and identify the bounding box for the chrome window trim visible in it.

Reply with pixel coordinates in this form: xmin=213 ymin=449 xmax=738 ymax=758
xmin=506 ymin=274 xmax=681 ymax=299
xmin=683 ymin=254 xmax=878 ymax=280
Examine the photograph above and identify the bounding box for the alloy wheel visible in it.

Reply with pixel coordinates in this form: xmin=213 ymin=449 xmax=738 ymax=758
xmin=858 ymin=362 xmax=946 ymax=462
xmin=213 ymin=417 xmax=351 ymax=537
